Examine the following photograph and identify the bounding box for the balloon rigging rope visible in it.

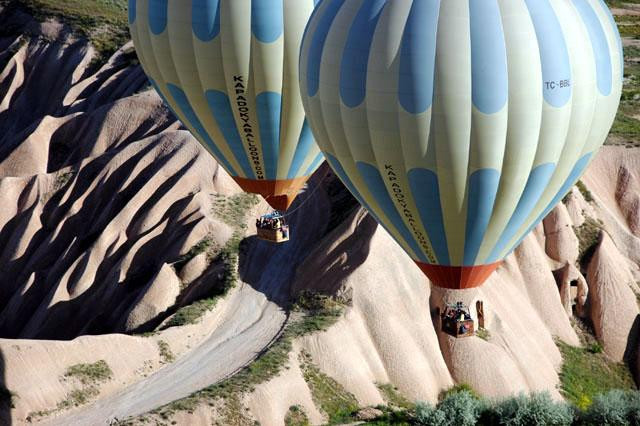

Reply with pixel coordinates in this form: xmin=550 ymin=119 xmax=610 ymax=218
xmin=265 ymin=168 xmax=330 ymax=219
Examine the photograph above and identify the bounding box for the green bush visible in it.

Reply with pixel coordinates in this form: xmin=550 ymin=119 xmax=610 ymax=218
xmin=627 ymin=391 xmax=640 ymax=426
xmin=488 ymin=392 xmax=573 ymax=426
xmin=414 ymin=401 xmax=446 ymax=426
xmin=439 ymin=384 xmax=481 ymax=402
xmin=64 ymin=360 xmax=112 ymax=385
xmin=581 ymin=390 xmax=640 ymax=426
xmin=162 ymin=298 xmax=218 ymax=328
xmin=588 ymin=342 xmax=603 ymax=354
xmin=416 ymin=391 xmax=482 ymax=426
xmin=438 ymin=391 xmax=483 ymax=426
xmin=284 ymin=405 xmax=310 ymax=426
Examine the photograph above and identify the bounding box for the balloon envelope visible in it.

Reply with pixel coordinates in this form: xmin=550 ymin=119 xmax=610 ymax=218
xmin=300 ymin=0 xmax=622 ymax=289
xmin=129 ymin=0 xmax=324 ymax=211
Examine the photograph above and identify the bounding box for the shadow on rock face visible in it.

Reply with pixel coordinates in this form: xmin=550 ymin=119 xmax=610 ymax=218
xmin=290 ymin=208 xmax=377 ymax=298
xmin=624 ymin=314 xmax=640 ymax=386
xmin=0 ymin=349 xmax=11 ymax=426
xmin=238 ymin=168 xmax=334 ymax=309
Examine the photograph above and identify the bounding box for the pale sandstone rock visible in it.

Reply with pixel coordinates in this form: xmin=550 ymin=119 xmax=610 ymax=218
xmin=587 ymin=233 xmax=640 ymax=362
xmin=543 ymin=205 xmax=580 ymax=265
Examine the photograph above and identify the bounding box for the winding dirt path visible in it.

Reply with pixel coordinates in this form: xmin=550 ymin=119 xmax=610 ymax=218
xmin=43 ymin=178 xmax=331 ymax=425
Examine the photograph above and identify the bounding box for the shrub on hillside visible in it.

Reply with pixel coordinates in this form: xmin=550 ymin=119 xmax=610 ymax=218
xmin=485 ymin=392 xmax=573 ymax=426
xmin=414 ymin=401 xmax=446 ymax=426
xmin=415 ymin=391 xmax=482 ymax=426
xmin=580 ymin=390 xmax=640 ymax=426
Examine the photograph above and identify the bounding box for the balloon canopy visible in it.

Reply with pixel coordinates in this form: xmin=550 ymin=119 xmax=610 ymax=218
xmin=300 ymin=0 xmax=622 ymax=289
xmin=129 ymin=0 xmax=324 ymax=211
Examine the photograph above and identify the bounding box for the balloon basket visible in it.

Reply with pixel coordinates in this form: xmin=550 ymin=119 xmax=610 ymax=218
xmin=441 ymin=302 xmax=475 ymax=338
xmin=256 ymin=212 xmax=290 ymax=243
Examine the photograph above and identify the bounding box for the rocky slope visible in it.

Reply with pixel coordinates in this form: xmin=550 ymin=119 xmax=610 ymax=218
xmin=0 ymin=3 xmax=640 ymax=426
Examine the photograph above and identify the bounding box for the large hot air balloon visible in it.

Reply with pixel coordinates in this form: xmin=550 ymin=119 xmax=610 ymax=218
xmin=300 ymin=0 xmax=622 ymax=289
xmin=128 ymin=0 xmax=324 ymax=212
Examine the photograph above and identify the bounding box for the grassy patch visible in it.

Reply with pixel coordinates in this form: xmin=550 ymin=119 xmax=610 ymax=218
xmin=162 ymin=298 xmax=218 ymax=329
xmin=625 ymin=45 xmax=640 ymax=59
xmin=377 ymin=383 xmax=413 ymax=410
xmin=300 ymin=351 xmax=359 ymax=424
xmin=57 ymin=387 xmax=100 ymax=409
xmin=173 ymin=235 xmax=217 ymax=272
xmin=285 ymin=405 xmax=310 ymax=426
xmin=610 ymin=112 xmax=640 ymax=141
xmin=576 ymin=180 xmax=594 ymax=203
xmin=212 ymin=193 xmax=260 ymax=229
xmin=145 ymin=294 xmax=345 ymax=422
xmin=157 ymin=340 xmax=175 ymax=364
xmin=557 ymin=341 xmax=636 ymax=410
xmin=476 ymin=327 xmax=491 ymax=341
xmin=607 ymin=0 xmax=640 ymax=7
xmin=17 ymin=0 xmax=129 ymax=64
xmin=53 ymin=170 xmax=74 ymax=192
xmin=28 ymin=360 xmax=112 ymax=420
xmin=216 ymin=394 xmax=255 ymax=426
xmin=64 ymin=360 xmax=112 ymax=385
xmin=619 ymin=22 xmax=640 ymax=39
xmin=28 ymin=387 xmax=101 ymax=420
xmin=439 ymin=383 xmax=481 ymax=402
xmin=160 ymin=194 xmax=259 ymax=332
xmin=573 ymin=217 xmax=604 ymax=269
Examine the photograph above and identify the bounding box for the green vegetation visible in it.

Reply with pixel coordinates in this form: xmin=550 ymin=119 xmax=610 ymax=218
xmin=573 ymin=217 xmax=604 ymax=269
xmin=142 ymin=292 xmax=345 ymax=422
xmin=487 ymin=392 xmax=574 ymax=426
xmin=610 ymin=112 xmax=640 ymax=144
xmin=53 ymin=171 xmax=74 ymax=192
xmin=624 ymin=45 xmax=640 ymax=59
xmin=28 ymin=360 xmax=113 ymax=420
xmin=57 ymin=387 xmax=100 ymax=409
xmin=607 ymin=0 xmax=640 ymax=9
xmin=618 ymin=22 xmax=640 ymax=39
xmin=212 ymin=193 xmax=260 ymax=229
xmin=157 ymin=340 xmax=175 ymax=364
xmin=580 ymin=390 xmax=640 ymax=426
xmin=285 ymin=405 xmax=310 ymax=426
xmin=605 ymin=8 xmax=640 ymax=146
xmin=411 ymin=389 xmax=640 ymax=426
xmin=64 ymin=360 xmax=113 ymax=385
xmin=173 ymin=235 xmax=217 ymax=272
xmin=378 ymin=383 xmax=413 ymax=410
xmin=588 ymin=342 xmax=604 ymax=355
xmin=415 ymin=390 xmax=483 ymax=426
xmin=29 ymin=387 xmax=101 ymax=420
xmin=557 ymin=341 xmax=636 ymax=409
xmin=162 ymin=297 xmax=218 ymax=329
xmin=476 ymin=327 xmax=491 ymax=342
xmin=576 ymin=181 xmax=594 ymax=203
xmin=16 ymin=0 xmax=129 ymax=64
xmin=158 ymin=193 xmax=260 ymax=332
xmin=300 ymin=351 xmax=359 ymax=424
xmin=0 ymin=386 xmax=16 ymax=409
xmin=439 ymin=384 xmax=481 ymax=403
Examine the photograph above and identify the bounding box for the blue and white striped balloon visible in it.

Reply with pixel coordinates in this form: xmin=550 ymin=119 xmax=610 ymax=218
xmin=129 ymin=0 xmax=324 ymax=211
xmin=300 ymin=0 xmax=622 ymax=288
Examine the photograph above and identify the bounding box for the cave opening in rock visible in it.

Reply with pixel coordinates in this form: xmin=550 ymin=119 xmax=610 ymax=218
xmin=570 ymin=280 xmax=579 ymax=314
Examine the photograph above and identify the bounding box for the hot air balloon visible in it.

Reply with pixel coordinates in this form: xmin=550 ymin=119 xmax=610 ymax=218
xmin=300 ymin=0 xmax=622 ymax=289
xmin=128 ymin=0 xmax=324 ymax=217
